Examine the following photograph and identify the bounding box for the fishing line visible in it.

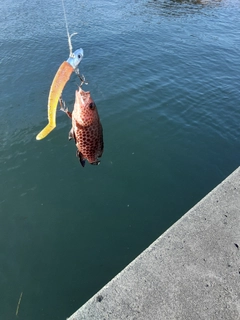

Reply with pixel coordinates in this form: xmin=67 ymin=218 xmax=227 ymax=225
xmin=61 ymin=0 xmax=77 ymax=57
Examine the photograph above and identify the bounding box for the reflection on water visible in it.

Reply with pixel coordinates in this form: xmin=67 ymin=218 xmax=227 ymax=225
xmin=168 ymin=0 xmax=222 ymax=4
xmin=146 ymin=0 xmax=223 ymax=16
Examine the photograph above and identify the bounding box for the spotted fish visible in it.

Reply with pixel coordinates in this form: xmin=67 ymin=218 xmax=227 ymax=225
xmin=62 ymin=87 xmax=104 ymax=167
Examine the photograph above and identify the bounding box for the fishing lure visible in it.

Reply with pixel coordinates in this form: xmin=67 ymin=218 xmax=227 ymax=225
xmin=36 ymin=48 xmax=83 ymax=140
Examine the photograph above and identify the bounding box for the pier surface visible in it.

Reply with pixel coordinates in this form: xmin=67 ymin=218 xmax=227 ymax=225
xmin=68 ymin=167 xmax=240 ymax=320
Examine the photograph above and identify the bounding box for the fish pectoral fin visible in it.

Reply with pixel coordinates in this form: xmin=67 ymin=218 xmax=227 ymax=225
xmin=69 ymin=129 xmax=77 ymax=145
xmin=68 ymin=128 xmax=74 ymax=141
xmin=76 ymin=150 xmax=86 ymax=167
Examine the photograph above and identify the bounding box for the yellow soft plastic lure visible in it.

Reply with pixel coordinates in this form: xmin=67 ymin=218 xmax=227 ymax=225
xmin=36 ymin=48 xmax=83 ymax=140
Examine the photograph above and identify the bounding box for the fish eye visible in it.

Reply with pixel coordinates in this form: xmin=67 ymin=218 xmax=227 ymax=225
xmin=78 ymin=54 xmax=81 ymax=58
xmin=89 ymin=102 xmax=96 ymax=109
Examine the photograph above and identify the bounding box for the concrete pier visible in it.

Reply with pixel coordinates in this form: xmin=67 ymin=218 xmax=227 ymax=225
xmin=68 ymin=167 xmax=240 ymax=320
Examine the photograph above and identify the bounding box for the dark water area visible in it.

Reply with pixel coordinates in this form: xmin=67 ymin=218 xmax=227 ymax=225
xmin=0 ymin=0 xmax=240 ymax=319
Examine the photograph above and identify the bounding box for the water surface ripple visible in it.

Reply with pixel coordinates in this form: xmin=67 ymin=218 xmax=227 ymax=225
xmin=0 ymin=0 xmax=240 ymax=319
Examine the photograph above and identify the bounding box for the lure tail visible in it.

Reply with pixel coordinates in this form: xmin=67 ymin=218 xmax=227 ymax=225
xmin=36 ymin=61 xmax=74 ymax=140
xmin=36 ymin=123 xmax=56 ymax=140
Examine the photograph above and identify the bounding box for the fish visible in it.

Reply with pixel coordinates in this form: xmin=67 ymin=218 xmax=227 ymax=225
xmin=36 ymin=48 xmax=84 ymax=140
xmin=61 ymin=87 xmax=104 ymax=167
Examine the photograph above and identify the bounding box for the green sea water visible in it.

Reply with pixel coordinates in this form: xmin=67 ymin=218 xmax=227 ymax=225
xmin=0 ymin=0 xmax=240 ymax=319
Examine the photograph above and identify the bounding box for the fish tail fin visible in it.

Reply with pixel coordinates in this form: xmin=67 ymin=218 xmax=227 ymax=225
xmin=90 ymin=160 xmax=100 ymax=166
xmin=36 ymin=123 xmax=56 ymax=140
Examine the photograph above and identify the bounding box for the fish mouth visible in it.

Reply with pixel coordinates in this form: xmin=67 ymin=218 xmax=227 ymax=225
xmin=76 ymin=87 xmax=91 ymax=106
xmin=78 ymin=86 xmax=90 ymax=95
xmin=77 ymin=87 xmax=90 ymax=102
